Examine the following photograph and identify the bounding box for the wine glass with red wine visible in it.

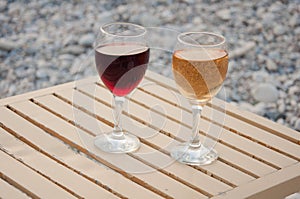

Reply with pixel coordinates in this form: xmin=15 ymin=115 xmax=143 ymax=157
xmin=94 ymin=22 xmax=150 ymax=153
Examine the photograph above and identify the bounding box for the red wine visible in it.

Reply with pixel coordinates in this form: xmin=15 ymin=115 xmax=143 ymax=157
xmin=95 ymin=43 xmax=150 ymax=96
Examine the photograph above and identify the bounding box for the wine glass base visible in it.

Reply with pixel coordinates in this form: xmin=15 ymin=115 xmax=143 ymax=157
xmin=170 ymin=143 xmax=218 ymax=166
xmin=94 ymin=132 xmax=140 ymax=153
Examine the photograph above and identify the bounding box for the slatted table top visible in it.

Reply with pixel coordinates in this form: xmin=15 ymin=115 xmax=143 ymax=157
xmin=0 ymin=70 xmax=299 ymax=199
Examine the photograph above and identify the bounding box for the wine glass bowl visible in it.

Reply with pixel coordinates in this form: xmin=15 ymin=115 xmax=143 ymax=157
xmin=94 ymin=22 xmax=149 ymax=153
xmin=171 ymin=32 xmax=228 ymax=165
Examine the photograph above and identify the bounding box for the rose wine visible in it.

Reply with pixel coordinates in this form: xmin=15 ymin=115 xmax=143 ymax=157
xmin=172 ymin=49 xmax=228 ymax=104
xmin=95 ymin=43 xmax=150 ymax=96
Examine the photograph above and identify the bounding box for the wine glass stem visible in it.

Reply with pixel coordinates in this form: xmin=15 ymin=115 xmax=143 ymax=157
xmin=113 ymin=96 xmax=125 ymax=138
xmin=189 ymin=105 xmax=203 ymax=148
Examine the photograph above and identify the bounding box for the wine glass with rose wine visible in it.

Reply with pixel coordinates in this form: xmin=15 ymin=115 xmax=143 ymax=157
xmin=171 ymin=32 xmax=228 ymax=165
xmin=94 ymin=22 xmax=150 ymax=153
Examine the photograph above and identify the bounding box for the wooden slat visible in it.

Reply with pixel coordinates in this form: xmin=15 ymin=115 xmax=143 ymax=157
xmin=0 ymin=178 xmax=29 ymax=199
xmin=77 ymin=83 xmax=276 ymax=178
xmin=0 ymin=128 xmax=119 ymax=199
xmin=0 ymin=107 xmax=162 ymax=199
xmin=0 ymin=76 xmax=98 ymax=106
xmin=212 ymin=163 xmax=300 ymax=199
xmin=8 ymin=101 xmax=208 ymax=199
xmin=0 ymin=149 xmax=75 ymax=199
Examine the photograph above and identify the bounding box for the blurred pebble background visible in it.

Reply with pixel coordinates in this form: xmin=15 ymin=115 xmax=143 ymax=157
xmin=0 ymin=0 xmax=299 ymax=132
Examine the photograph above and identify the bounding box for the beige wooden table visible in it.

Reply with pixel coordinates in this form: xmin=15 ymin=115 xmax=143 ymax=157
xmin=0 ymin=71 xmax=299 ymax=199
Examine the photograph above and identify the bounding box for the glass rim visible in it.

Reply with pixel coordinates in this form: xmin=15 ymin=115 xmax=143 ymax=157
xmin=100 ymin=22 xmax=147 ymax=38
xmin=177 ymin=32 xmax=226 ymax=47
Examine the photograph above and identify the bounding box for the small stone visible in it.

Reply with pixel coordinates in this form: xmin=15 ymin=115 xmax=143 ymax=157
xmin=239 ymin=102 xmax=254 ymax=112
xmin=230 ymin=41 xmax=255 ymax=59
xmin=264 ymin=111 xmax=281 ymax=121
xmin=62 ymin=35 xmax=77 ymax=46
xmin=0 ymin=39 xmax=16 ymax=51
xmin=266 ymin=59 xmax=278 ymax=72
xmin=276 ymin=118 xmax=284 ymax=125
xmin=295 ymin=27 xmax=300 ymax=35
xmin=252 ymin=70 xmax=269 ymax=82
xmin=96 ymin=11 xmax=113 ymax=24
xmin=79 ymin=34 xmax=95 ymax=47
xmin=294 ymin=119 xmax=300 ymax=131
xmin=268 ymin=51 xmax=280 ymax=60
xmin=139 ymin=13 xmax=160 ymax=26
xmin=60 ymin=60 xmax=72 ymax=68
xmin=262 ymin=13 xmax=275 ymax=27
xmin=289 ymin=14 xmax=300 ymax=27
xmin=288 ymin=86 xmax=299 ymax=95
xmin=36 ymin=69 xmax=49 ymax=79
xmin=59 ymin=54 xmax=75 ymax=61
xmin=216 ymin=9 xmax=231 ymax=21
xmin=253 ymin=102 xmax=266 ymax=116
xmin=278 ymin=103 xmax=286 ymax=113
xmin=192 ymin=17 xmax=202 ymax=25
xmin=8 ymin=84 xmax=17 ymax=94
xmin=273 ymin=25 xmax=286 ymax=36
xmin=253 ymin=83 xmax=279 ymax=103
xmin=0 ymin=1 xmax=7 ymax=12
xmin=61 ymin=45 xmax=85 ymax=55
xmin=37 ymin=59 xmax=50 ymax=68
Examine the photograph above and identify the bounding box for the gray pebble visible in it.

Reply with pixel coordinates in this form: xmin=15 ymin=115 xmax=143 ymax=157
xmin=230 ymin=41 xmax=255 ymax=59
xmin=294 ymin=119 xmax=300 ymax=131
xmin=273 ymin=25 xmax=286 ymax=36
xmin=79 ymin=34 xmax=95 ymax=47
xmin=253 ymin=83 xmax=279 ymax=103
xmin=288 ymin=86 xmax=299 ymax=95
xmin=289 ymin=14 xmax=300 ymax=27
xmin=61 ymin=45 xmax=85 ymax=55
xmin=0 ymin=39 xmax=16 ymax=51
xmin=239 ymin=102 xmax=254 ymax=112
xmin=216 ymin=9 xmax=231 ymax=21
xmin=36 ymin=69 xmax=49 ymax=79
xmin=59 ymin=54 xmax=75 ymax=61
xmin=252 ymin=70 xmax=269 ymax=82
xmin=139 ymin=13 xmax=161 ymax=26
xmin=0 ymin=1 xmax=7 ymax=12
xmin=266 ymin=59 xmax=278 ymax=72
xmin=253 ymin=102 xmax=266 ymax=116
